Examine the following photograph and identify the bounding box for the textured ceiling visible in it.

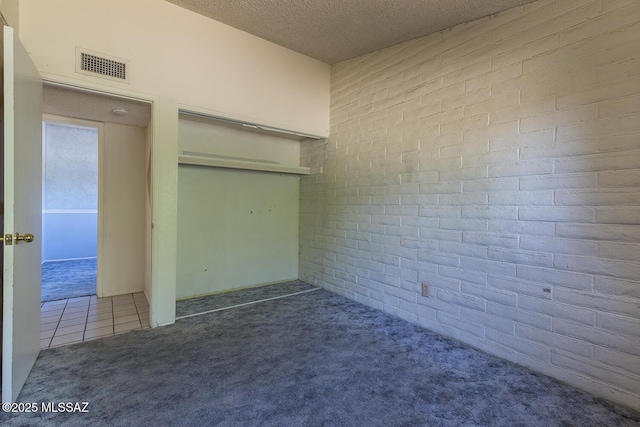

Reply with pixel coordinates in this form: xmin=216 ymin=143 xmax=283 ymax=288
xmin=43 ymin=85 xmax=151 ymax=127
xmin=165 ymin=0 xmax=537 ymax=64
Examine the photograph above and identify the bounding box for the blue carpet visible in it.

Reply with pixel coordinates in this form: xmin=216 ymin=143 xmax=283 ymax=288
xmin=7 ymin=286 xmax=640 ymax=426
xmin=41 ymin=258 xmax=97 ymax=302
xmin=176 ymin=280 xmax=317 ymax=318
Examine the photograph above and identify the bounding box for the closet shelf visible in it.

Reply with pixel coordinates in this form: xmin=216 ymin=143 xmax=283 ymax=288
xmin=178 ymin=155 xmax=310 ymax=175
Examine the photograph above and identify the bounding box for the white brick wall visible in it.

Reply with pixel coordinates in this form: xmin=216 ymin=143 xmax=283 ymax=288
xmin=300 ymin=0 xmax=640 ymax=410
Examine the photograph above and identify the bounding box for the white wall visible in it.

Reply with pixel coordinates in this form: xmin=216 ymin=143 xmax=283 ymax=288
xmin=300 ymin=0 xmax=640 ymax=409
xmin=100 ymin=123 xmax=146 ymax=297
xmin=18 ymin=0 xmax=330 ymax=137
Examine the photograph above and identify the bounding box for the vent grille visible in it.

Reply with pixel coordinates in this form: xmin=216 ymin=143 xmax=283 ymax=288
xmin=75 ymin=48 xmax=130 ymax=83
xmin=80 ymin=53 xmax=126 ymax=80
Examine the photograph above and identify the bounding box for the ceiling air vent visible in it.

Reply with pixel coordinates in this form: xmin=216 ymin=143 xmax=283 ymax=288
xmin=76 ymin=48 xmax=130 ymax=83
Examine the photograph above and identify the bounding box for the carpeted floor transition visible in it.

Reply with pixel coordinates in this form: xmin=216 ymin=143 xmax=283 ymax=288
xmin=4 ymin=282 xmax=639 ymax=426
xmin=41 ymin=258 xmax=97 ymax=302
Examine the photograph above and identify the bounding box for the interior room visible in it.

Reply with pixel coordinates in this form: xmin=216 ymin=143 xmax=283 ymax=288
xmin=41 ymin=118 xmax=99 ymax=303
xmin=1 ymin=0 xmax=639 ymax=424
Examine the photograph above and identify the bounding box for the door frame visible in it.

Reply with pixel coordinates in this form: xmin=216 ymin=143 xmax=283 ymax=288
xmin=42 ymin=77 xmax=160 ymax=324
xmin=41 ymin=115 xmax=104 ymax=297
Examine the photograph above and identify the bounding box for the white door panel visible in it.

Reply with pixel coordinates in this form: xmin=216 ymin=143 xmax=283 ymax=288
xmin=2 ymin=25 xmax=43 ymax=403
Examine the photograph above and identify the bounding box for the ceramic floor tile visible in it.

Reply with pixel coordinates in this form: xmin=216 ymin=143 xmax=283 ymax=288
xmin=115 ymin=320 xmax=141 ymax=334
xmin=41 ymin=329 xmax=55 ymax=339
xmin=42 ymin=300 xmax=67 ymax=308
xmin=89 ymin=302 xmax=111 ymax=309
xmin=41 ymin=306 xmax=65 ymax=315
xmin=64 ymin=304 xmax=89 ymax=312
xmin=113 ymin=305 xmax=138 ymax=313
xmin=114 ymin=314 xmax=140 ymax=325
xmin=41 ymin=322 xmax=59 ymax=332
xmin=62 ymin=308 xmax=89 ymax=317
xmin=113 ymin=303 xmax=136 ymax=312
xmin=42 ymin=300 xmax=64 ymax=306
xmin=88 ymin=307 xmax=113 ymax=316
xmin=64 ymin=304 xmax=89 ymax=311
xmin=54 ymin=323 xmax=85 ymax=337
xmin=41 ymin=293 xmax=146 ymax=348
xmin=42 ymin=312 xmax=61 ymax=320
xmin=61 ymin=310 xmax=89 ymax=321
xmin=62 ymin=311 xmax=88 ymax=320
xmin=86 ymin=319 xmax=113 ymax=330
xmin=84 ymin=326 xmax=113 ymax=339
xmin=67 ymin=296 xmax=91 ymax=303
xmin=113 ymin=299 xmax=136 ymax=306
xmin=42 ymin=314 xmax=62 ymax=324
xmin=58 ymin=318 xmax=87 ymax=329
xmin=41 ymin=309 xmax=65 ymax=317
xmin=113 ymin=308 xmax=138 ymax=317
xmin=66 ymin=300 xmax=90 ymax=308
xmin=50 ymin=332 xmax=84 ymax=347
xmin=92 ymin=299 xmax=113 ymax=306
xmin=65 ymin=303 xmax=90 ymax=310
xmin=86 ymin=312 xmax=113 ymax=322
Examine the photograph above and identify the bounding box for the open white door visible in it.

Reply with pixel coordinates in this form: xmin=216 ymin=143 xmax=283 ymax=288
xmin=1 ymin=25 xmax=42 ymax=403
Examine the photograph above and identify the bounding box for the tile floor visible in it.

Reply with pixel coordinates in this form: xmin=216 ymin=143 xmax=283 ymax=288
xmin=41 ymin=292 xmax=150 ymax=349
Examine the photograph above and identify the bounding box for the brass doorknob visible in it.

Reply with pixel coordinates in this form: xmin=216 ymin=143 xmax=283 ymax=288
xmin=14 ymin=232 xmax=34 ymax=244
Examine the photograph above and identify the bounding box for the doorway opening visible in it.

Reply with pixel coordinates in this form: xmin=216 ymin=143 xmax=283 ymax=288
xmin=41 ymin=120 xmax=100 ymax=303
xmin=39 ymin=83 xmax=153 ymax=348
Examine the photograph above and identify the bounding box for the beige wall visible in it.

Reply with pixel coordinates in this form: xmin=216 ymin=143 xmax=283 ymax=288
xmin=101 ymin=123 xmax=146 ymax=297
xmin=300 ymin=0 xmax=640 ymax=409
xmin=18 ymin=0 xmax=330 ymax=137
xmin=0 ymin=0 xmax=19 ymax=30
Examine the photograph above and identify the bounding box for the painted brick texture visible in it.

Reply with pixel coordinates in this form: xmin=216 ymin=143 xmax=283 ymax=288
xmin=299 ymin=0 xmax=640 ymax=409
